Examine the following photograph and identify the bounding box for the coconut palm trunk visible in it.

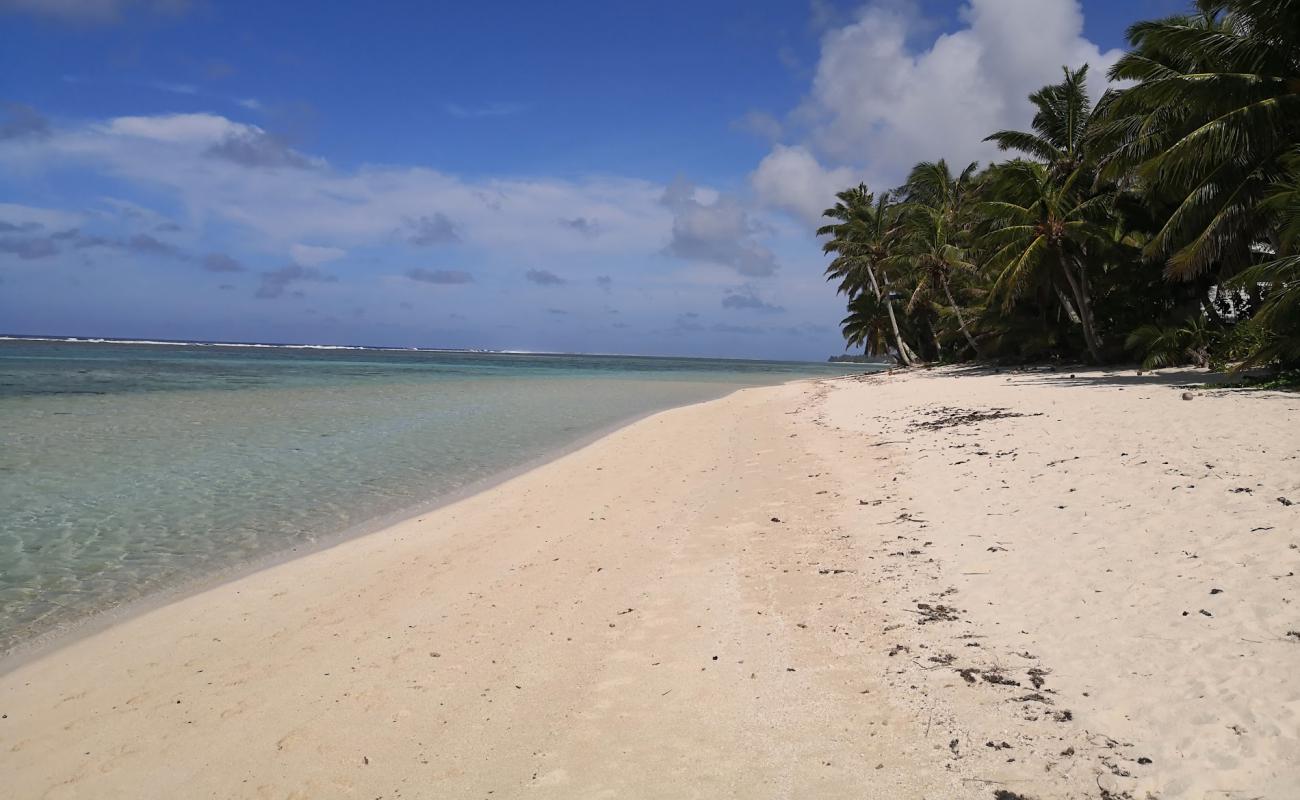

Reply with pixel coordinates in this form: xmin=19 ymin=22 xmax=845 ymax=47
xmin=866 ymin=266 xmax=915 ymax=366
xmin=1060 ymin=255 xmax=1103 ymax=362
xmin=940 ymin=275 xmax=982 ymax=358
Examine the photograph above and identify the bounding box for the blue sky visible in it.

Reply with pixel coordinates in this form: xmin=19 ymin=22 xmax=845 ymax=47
xmin=1 ymin=0 xmax=1183 ymax=359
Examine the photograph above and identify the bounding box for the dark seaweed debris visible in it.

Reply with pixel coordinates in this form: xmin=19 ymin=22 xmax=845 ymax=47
xmin=981 ymin=670 xmax=1021 ymax=687
xmin=915 ymin=602 xmax=960 ymax=623
xmin=911 ymin=406 xmax=1044 ymax=431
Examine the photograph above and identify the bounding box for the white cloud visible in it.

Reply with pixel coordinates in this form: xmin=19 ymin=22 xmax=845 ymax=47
xmin=752 ymin=0 xmax=1122 ymax=218
xmin=290 ymin=243 xmax=346 ymax=266
xmin=751 ymin=145 xmax=855 ymax=226
xmin=99 ymin=113 xmax=243 ymax=144
xmin=661 ymin=178 xmax=780 ymax=278
xmin=0 ymin=110 xmax=850 ymax=357
xmin=1 ymin=111 xmax=673 ymax=259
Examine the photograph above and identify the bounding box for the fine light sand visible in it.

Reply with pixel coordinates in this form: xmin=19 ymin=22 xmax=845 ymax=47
xmin=2 ymin=368 xmax=1298 ymax=799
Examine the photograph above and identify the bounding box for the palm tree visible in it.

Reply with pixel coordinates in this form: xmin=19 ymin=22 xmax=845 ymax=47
xmin=903 ymin=159 xmax=981 ymax=222
xmin=987 ymin=65 xmax=1097 ymax=180
xmin=980 ymin=161 xmax=1113 ymax=362
xmin=838 ymin=292 xmax=894 ymax=358
xmin=808 ymin=2 xmax=1300 ymax=374
xmin=818 ymin=185 xmax=918 ymax=365
xmin=1125 ymin=315 xmax=1216 ymax=368
xmin=1232 ymin=147 xmax=1300 ymax=366
xmin=1095 ymin=0 xmax=1300 ymax=280
xmin=978 ymin=67 xmax=1117 ymax=363
xmin=892 ymin=159 xmax=985 ymax=358
xmin=882 ymin=204 xmax=984 ymax=358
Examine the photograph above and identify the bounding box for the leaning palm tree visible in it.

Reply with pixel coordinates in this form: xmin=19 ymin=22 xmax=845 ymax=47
xmin=818 ymin=185 xmax=918 ymax=365
xmin=980 ymin=161 xmax=1114 ymax=362
xmin=881 ymin=204 xmax=984 ymax=358
xmin=1093 ymin=0 xmax=1300 ymax=280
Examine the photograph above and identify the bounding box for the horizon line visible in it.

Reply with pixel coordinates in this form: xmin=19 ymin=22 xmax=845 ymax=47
xmin=0 ymin=333 xmax=848 ymax=365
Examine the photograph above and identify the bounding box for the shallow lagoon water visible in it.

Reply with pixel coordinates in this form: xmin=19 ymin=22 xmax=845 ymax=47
xmin=0 ymin=339 xmax=864 ymax=652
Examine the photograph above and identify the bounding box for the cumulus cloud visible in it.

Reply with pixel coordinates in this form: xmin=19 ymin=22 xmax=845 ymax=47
xmin=206 ymin=129 xmax=318 ymax=170
xmin=811 ymin=0 xmax=1120 ymax=170
xmin=752 ymin=0 xmax=1122 ymax=217
xmin=0 ymin=112 xmax=672 ymax=258
xmin=404 ymin=213 xmax=460 ymax=246
xmin=722 ymin=285 xmax=786 ymax=313
xmin=661 ymin=178 xmax=779 ymax=278
xmin=255 ymin=263 xmax=336 ymax=299
xmin=0 ymin=112 xmax=686 ymax=264
xmin=0 ymin=108 xmax=848 ymax=356
xmin=90 ymin=113 xmax=321 ymax=170
xmin=101 ymin=112 xmax=242 ymax=143
xmin=525 ymin=268 xmax=566 ymax=286
xmin=202 ymin=252 xmax=244 ymax=272
xmin=751 ymin=144 xmax=855 ymax=225
xmin=406 ymin=268 xmax=473 ymax=284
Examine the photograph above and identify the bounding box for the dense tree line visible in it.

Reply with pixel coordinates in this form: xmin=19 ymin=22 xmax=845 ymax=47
xmin=820 ymin=0 xmax=1300 ymax=373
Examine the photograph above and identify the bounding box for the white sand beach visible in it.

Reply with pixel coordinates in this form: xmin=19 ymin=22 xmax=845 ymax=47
xmin=2 ymin=368 xmax=1298 ymax=799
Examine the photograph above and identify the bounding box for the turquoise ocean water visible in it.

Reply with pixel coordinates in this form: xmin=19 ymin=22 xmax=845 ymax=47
xmin=0 ymin=338 xmax=865 ymax=654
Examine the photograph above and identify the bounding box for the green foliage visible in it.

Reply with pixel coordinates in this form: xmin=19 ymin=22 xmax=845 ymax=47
xmin=1125 ymin=316 xmax=1215 ymax=368
xmin=1235 ymin=369 xmax=1300 ymax=391
xmin=838 ymin=292 xmax=893 ymax=357
xmin=818 ymin=0 xmax=1300 ymax=375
